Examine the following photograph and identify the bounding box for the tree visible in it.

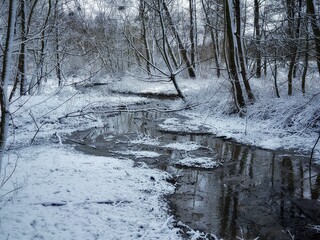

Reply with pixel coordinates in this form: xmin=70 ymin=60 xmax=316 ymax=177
xmin=162 ymin=0 xmax=196 ymax=78
xmin=201 ymin=0 xmax=221 ymax=78
xmin=189 ymin=0 xmax=196 ymax=70
xmin=0 ymin=0 xmax=18 ymax=173
xmin=9 ymin=0 xmax=27 ymax=100
xmin=286 ymin=0 xmax=302 ymax=96
xmin=254 ymin=0 xmax=262 ymax=78
xmin=306 ymin=0 xmax=320 ymax=76
xmin=138 ymin=0 xmax=153 ymax=75
xmin=28 ymin=0 xmax=53 ymax=94
xmin=224 ymin=0 xmax=246 ymax=112
xmin=234 ymin=0 xmax=255 ymax=102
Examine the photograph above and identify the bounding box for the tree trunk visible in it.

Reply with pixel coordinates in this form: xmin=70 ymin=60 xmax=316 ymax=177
xmin=254 ymin=0 xmax=262 ymax=78
xmin=139 ymin=0 xmax=152 ymax=75
xmin=272 ymin=58 xmax=280 ymax=98
xmin=29 ymin=0 xmax=52 ymax=94
xmin=189 ymin=0 xmax=196 ymax=69
xmin=224 ymin=0 xmax=246 ymax=111
xmin=201 ymin=0 xmax=220 ymax=78
xmin=162 ymin=0 xmax=196 ymax=78
xmin=171 ymin=74 xmax=186 ymax=101
xmin=302 ymin=33 xmax=309 ymax=94
xmin=306 ymin=0 xmax=320 ymax=75
xmin=286 ymin=0 xmax=301 ymax=96
xmin=54 ymin=0 xmax=62 ymax=87
xmin=165 ymin=37 xmax=178 ymax=69
xmin=9 ymin=0 xmax=27 ymax=100
xmin=234 ymin=0 xmax=255 ymax=102
xmin=0 ymin=0 xmax=18 ymax=174
xmin=37 ymin=0 xmax=52 ymax=94
xmin=55 ymin=25 xmax=62 ymax=87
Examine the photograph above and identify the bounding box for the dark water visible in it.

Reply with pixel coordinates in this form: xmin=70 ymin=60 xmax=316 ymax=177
xmin=66 ymin=111 xmax=320 ymax=240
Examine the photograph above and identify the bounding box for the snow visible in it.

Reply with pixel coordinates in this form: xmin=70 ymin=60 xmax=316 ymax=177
xmin=130 ymin=134 xmax=160 ymax=146
xmin=114 ymin=150 xmax=162 ymax=158
xmin=0 ymin=146 xmax=178 ymax=240
xmin=1 ymin=80 xmax=182 ymax=240
xmin=175 ymin=157 xmax=219 ymax=169
xmin=1 ymin=72 xmax=320 ymax=240
xmin=164 ymin=142 xmax=201 ymax=151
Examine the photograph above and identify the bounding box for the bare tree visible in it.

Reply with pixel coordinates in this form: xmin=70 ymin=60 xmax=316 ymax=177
xmin=162 ymin=0 xmax=196 ymax=78
xmin=286 ymin=0 xmax=302 ymax=96
xmin=9 ymin=0 xmax=27 ymax=100
xmin=201 ymin=0 xmax=221 ymax=78
xmin=306 ymin=0 xmax=320 ymax=76
xmin=189 ymin=0 xmax=196 ymax=70
xmin=0 ymin=0 xmax=18 ymax=173
xmin=234 ymin=0 xmax=254 ymax=102
xmin=224 ymin=0 xmax=246 ymax=112
xmin=254 ymin=0 xmax=262 ymax=78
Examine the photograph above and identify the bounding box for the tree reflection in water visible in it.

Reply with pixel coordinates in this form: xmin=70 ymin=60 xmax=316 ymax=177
xmin=170 ymin=141 xmax=320 ymax=240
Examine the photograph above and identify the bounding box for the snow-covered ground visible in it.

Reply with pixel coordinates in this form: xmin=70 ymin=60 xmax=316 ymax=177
xmin=1 ymin=73 xmax=319 ymax=240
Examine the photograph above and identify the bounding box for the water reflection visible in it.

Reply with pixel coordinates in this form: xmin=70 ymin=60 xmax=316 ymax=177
xmin=67 ymin=111 xmax=320 ymax=240
xmin=170 ymin=144 xmax=320 ymax=240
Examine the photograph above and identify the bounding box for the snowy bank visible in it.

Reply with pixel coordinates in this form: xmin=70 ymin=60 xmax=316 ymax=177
xmin=0 ymin=146 xmax=180 ymax=240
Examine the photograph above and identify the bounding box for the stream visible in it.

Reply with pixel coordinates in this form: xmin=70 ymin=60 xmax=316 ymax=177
xmin=66 ymin=105 xmax=320 ymax=240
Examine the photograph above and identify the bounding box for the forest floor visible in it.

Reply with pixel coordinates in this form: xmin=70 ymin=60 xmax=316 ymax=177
xmin=0 ymin=73 xmax=319 ymax=239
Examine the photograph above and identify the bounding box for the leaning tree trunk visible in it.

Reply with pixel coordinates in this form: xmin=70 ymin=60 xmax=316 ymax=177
xmin=0 ymin=0 xmax=17 ymax=174
xmin=162 ymin=0 xmax=196 ymax=78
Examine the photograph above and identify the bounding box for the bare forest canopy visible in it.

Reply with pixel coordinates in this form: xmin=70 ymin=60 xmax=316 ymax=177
xmin=1 ymin=0 xmax=320 ymax=113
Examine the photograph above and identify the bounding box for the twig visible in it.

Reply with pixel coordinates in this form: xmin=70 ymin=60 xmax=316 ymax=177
xmin=54 ymin=132 xmax=62 ymax=145
xmin=0 ymin=186 xmax=22 ymax=199
xmin=1 ymin=156 xmax=18 ymax=189
xmin=29 ymin=111 xmax=45 ymax=144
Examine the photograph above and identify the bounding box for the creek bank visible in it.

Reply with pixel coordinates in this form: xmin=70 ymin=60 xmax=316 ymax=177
xmin=66 ymin=106 xmax=320 ymax=240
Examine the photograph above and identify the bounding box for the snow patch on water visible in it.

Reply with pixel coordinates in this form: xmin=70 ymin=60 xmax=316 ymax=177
xmin=176 ymin=157 xmax=219 ymax=169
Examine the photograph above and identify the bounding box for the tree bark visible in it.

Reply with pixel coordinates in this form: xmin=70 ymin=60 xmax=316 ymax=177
xmin=28 ymin=0 xmax=52 ymax=94
xmin=201 ymin=0 xmax=220 ymax=78
xmin=302 ymin=33 xmax=309 ymax=94
xmin=234 ymin=0 xmax=255 ymax=102
xmin=286 ymin=0 xmax=301 ymax=96
xmin=0 ymin=0 xmax=18 ymax=174
xmin=306 ymin=0 xmax=320 ymax=75
xmin=139 ymin=0 xmax=152 ymax=75
xmin=189 ymin=0 xmax=196 ymax=69
xmin=9 ymin=0 xmax=27 ymax=100
xmin=254 ymin=0 xmax=262 ymax=78
xmin=54 ymin=0 xmax=62 ymax=87
xmin=162 ymin=0 xmax=196 ymax=78
xmin=224 ymin=0 xmax=246 ymax=111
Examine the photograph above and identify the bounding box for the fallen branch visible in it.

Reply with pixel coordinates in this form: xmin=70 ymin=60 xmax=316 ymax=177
xmin=57 ymin=103 xmax=198 ymax=121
